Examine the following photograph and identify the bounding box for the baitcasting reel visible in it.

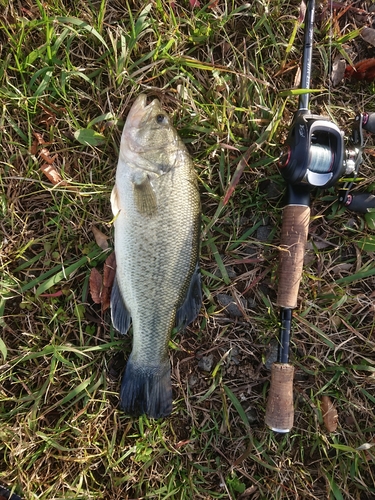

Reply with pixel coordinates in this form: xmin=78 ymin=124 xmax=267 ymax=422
xmin=278 ymin=109 xmax=375 ymax=212
xmin=279 ymin=110 xmax=345 ymax=189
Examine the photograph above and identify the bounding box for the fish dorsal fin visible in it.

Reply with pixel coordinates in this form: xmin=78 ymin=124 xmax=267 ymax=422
xmin=133 ymin=174 xmax=157 ymax=216
xmin=176 ymin=262 xmax=202 ymax=330
xmin=110 ymin=277 xmax=132 ymax=335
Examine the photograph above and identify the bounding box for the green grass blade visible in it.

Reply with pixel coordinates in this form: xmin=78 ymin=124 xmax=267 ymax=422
xmin=56 ymin=16 xmax=109 ymax=50
xmin=223 ymin=385 xmax=250 ymax=428
xmin=0 ymin=337 xmax=7 ymax=361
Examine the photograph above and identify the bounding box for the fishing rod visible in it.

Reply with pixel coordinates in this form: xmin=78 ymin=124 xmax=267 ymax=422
xmin=265 ymin=0 xmax=375 ymax=433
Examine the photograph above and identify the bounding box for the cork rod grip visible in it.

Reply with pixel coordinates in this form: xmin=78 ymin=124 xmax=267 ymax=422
xmin=265 ymin=362 xmax=295 ymax=433
xmin=277 ymin=205 xmax=310 ymax=309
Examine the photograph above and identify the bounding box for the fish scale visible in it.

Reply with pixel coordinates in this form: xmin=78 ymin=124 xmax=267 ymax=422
xmin=110 ymin=94 xmax=201 ymax=418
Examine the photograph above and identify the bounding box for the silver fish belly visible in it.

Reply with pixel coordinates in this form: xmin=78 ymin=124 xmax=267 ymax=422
xmin=110 ymin=94 xmax=201 ymax=418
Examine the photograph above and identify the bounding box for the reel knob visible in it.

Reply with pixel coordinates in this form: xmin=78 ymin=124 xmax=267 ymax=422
xmin=363 ymin=112 xmax=375 ymax=134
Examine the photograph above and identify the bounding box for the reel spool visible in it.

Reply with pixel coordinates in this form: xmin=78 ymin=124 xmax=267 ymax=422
xmin=279 ymin=110 xmax=345 ymax=189
xmin=309 ymin=144 xmax=334 ymax=173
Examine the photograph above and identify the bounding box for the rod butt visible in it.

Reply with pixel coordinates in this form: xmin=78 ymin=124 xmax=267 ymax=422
xmin=265 ymin=363 xmax=295 ymax=433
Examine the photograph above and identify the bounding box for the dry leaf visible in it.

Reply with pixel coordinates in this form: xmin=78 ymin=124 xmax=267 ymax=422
xmin=331 ymin=54 xmax=346 ymax=87
xmin=92 ymin=225 xmax=109 ymax=250
xmin=293 ymin=65 xmax=302 ymax=88
xmin=33 ymin=134 xmax=64 ymax=186
xmin=361 ymin=27 xmax=375 ymax=47
xmin=39 ymin=290 xmax=65 ymax=298
xmin=345 ymin=58 xmax=375 ymax=82
xmin=321 ymin=395 xmax=338 ymax=432
xmin=37 ymin=103 xmax=57 ymax=127
xmin=103 ymin=252 xmax=116 ymax=288
xmin=30 ymin=132 xmax=47 ymax=155
xmin=101 ymin=288 xmax=111 ymax=312
xmin=298 ymin=0 xmax=307 ymax=23
xmin=40 ymin=163 xmax=63 ymax=185
xmin=89 ymin=254 xmax=115 ymax=312
xmin=89 ymin=267 xmax=102 ymax=305
xmin=238 ymin=486 xmax=258 ymax=500
xmin=39 ymin=148 xmax=57 ymax=164
xmin=102 ymin=253 xmax=116 ymax=311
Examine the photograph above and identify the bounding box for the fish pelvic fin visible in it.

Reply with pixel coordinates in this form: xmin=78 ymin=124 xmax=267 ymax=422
xmin=120 ymin=357 xmax=172 ymax=418
xmin=176 ymin=262 xmax=202 ymax=329
xmin=110 ymin=277 xmax=131 ymax=335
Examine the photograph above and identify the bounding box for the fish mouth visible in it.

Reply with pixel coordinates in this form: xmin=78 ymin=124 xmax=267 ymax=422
xmin=126 ymin=94 xmax=162 ymax=129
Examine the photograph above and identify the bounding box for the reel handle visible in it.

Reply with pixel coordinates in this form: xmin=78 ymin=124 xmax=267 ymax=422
xmin=265 ymin=362 xmax=295 ymax=432
xmin=277 ymin=204 xmax=310 ymax=309
xmin=363 ymin=112 xmax=375 ymax=135
xmin=345 ymin=192 xmax=375 ymax=213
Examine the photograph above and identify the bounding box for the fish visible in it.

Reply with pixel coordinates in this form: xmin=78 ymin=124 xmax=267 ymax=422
xmin=110 ymin=94 xmax=202 ymax=418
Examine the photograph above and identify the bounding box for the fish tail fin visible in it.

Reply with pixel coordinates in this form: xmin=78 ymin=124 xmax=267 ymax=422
xmin=120 ymin=356 xmax=172 ymax=418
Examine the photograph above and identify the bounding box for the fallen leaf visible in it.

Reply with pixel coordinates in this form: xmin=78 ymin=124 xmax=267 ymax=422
xmin=298 ymin=0 xmax=307 ymax=23
xmin=361 ymin=27 xmax=375 ymax=47
xmin=92 ymin=225 xmax=109 ymax=250
xmin=39 ymin=290 xmax=65 ymax=298
xmin=39 ymin=149 xmax=57 ymax=164
xmin=345 ymin=58 xmax=375 ymax=82
xmin=40 ymin=163 xmax=63 ymax=185
xmin=356 ymin=442 xmax=375 ymax=451
xmin=103 ymin=252 xmax=116 ymax=288
xmin=238 ymin=486 xmax=258 ymax=500
xmin=89 ymin=267 xmax=102 ymax=305
xmin=321 ymin=395 xmax=339 ymax=432
xmin=74 ymin=128 xmax=105 ymax=146
xmin=101 ymin=288 xmax=111 ymax=312
xmin=102 ymin=253 xmax=116 ymax=311
xmin=293 ymin=65 xmax=302 ymax=88
xmin=331 ymin=54 xmax=346 ymax=87
xmin=37 ymin=102 xmax=58 ymax=127
xmin=89 ymin=254 xmax=115 ymax=312
xmin=33 ymin=132 xmax=45 ymax=143
xmin=30 ymin=132 xmax=47 ymax=155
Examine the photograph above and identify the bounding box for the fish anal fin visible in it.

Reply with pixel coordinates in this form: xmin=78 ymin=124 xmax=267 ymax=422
xmin=110 ymin=277 xmax=131 ymax=335
xmin=133 ymin=174 xmax=157 ymax=216
xmin=176 ymin=262 xmax=202 ymax=330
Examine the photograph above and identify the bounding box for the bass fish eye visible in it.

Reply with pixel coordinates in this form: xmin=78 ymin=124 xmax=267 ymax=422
xmin=156 ymin=114 xmax=166 ymax=124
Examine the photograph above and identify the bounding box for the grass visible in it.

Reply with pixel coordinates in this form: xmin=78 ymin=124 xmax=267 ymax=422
xmin=1 ymin=0 xmax=375 ymax=498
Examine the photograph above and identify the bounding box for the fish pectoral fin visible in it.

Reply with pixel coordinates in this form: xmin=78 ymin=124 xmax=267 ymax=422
xmin=111 ymin=185 xmax=120 ymax=216
xmin=133 ymin=175 xmax=157 ymax=216
xmin=110 ymin=277 xmax=131 ymax=335
xmin=176 ymin=262 xmax=202 ymax=330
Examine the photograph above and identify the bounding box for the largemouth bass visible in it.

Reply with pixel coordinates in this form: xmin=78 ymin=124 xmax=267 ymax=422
xmin=110 ymin=94 xmax=201 ymax=418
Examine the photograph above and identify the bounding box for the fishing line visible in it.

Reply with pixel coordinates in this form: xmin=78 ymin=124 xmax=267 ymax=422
xmin=309 ymin=143 xmax=334 ymax=173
